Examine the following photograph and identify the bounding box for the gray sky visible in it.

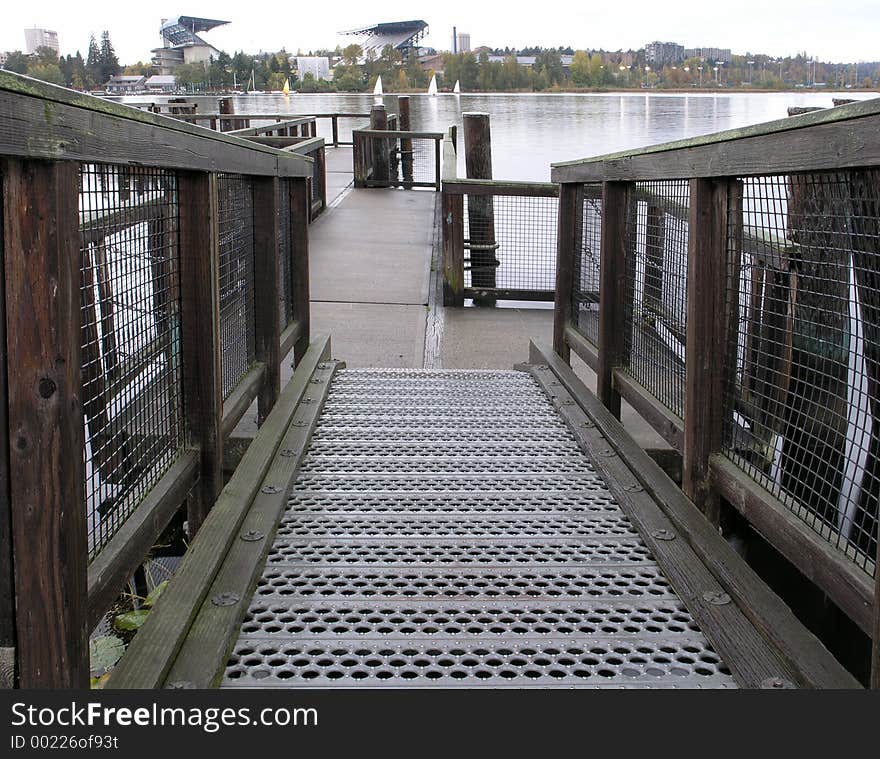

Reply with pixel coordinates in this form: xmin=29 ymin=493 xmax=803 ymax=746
xmin=4 ymin=1 xmax=877 ymax=63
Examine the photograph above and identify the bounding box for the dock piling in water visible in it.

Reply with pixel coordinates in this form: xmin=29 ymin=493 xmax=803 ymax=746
xmin=463 ymin=112 xmax=497 ymax=306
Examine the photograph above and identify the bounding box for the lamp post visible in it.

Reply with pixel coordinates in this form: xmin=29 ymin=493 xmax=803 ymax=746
xmin=698 ymin=65 xmax=703 ymax=87
xmin=644 ymin=65 xmax=651 ymax=87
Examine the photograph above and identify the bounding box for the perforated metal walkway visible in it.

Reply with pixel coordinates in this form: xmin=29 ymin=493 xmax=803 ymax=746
xmin=222 ymin=369 xmax=736 ymax=688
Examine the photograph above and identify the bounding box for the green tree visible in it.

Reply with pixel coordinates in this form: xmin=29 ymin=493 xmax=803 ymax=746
xmin=86 ymin=34 xmax=101 ymax=87
xmin=99 ymin=30 xmax=120 ymax=84
xmin=26 ymin=62 xmax=64 ymax=85
xmin=2 ymin=51 xmax=30 ymax=74
xmin=342 ymin=44 xmax=363 ymax=66
xmin=570 ymin=50 xmax=591 ymax=86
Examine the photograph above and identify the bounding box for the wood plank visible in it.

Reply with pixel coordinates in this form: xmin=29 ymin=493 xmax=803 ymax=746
xmin=529 ymin=341 xmax=860 ymax=688
xmin=564 ymin=323 xmax=599 ymax=371
xmin=463 ymin=287 xmax=553 ymax=302
xmin=107 ymin=336 xmax=331 ymax=689
xmin=553 ymin=183 xmax=583 ymax=359
xmin=596 ymin=181 xmax=631 ymax=419
xmin=442 ymin=191 xmax=464 ymax=307
xmin=220 ymin=363 xmax=266 ymax=439
xmin=3 ymin=159 xmax=88 ymax=688
xmin=178 ymin=172 xmax=223 ymax=537
xmin=279 ymin=320 xmax=302 ymax=363
xmin=163 ymin=361 xmax=341 ymax=688
xmin=0 ymin=168 xmax=13 ymax=688
xmin=710 ymin=454 xmax=874 ymax=636
xmin=551 ymin=107 xmax=880 ymax=183
xmin=683 ymin=179 xmax=732 ymax=524
xmin=252 ymin=177 xmax=281 ymax=425
xmin=443 ymin=179 xmax=559 ymax=197
xmin=529 ymin=361 xmax=804 ymax=688
xmin=86 ymin=451 xmax=198 ymax=629
xmin=0 ymin=86 xmax=310 ymax=178
xmin=290 ymin=179 xmax=311 ymax=364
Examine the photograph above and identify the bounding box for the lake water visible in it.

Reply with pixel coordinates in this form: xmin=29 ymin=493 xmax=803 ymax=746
xmin=203 ymin=91 xmax=877 ymax=181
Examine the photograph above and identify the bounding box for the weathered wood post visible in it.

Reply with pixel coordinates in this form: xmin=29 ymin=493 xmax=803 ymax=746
xmin=682 ymin=178 xmax=740 ymax=526
xmin=596 ymin=181 xmax=631 ymax=419
xmin=463 ymin=112 xmax=497 ymax=306
xmin=370 ymin=103 xmax=389 ymax=184
xmin=3 ymin=159 xmax=89 ymax=687
xmin=553 ymin=183 xmax=585 ymax=361
xmin=331 ymin=115 xmax=339 ymax=148
xmin=218 ymin=97 xmax=233 ymax=132
xmin=178 ymin=172 xmax=224 ymax=537
xmin=399 ymin=95 xmax=414 ymax=185
xmin=252 ymin=177 xmax=282 ymax=425
xmin=290 ymin=177 xmax=311 ymax=364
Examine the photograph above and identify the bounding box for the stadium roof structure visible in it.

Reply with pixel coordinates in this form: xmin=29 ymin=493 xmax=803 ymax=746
xmin=339 ymin=20 xmax=428 ymax=61
xmin=159 ymin=16 xmax=229 ymax=48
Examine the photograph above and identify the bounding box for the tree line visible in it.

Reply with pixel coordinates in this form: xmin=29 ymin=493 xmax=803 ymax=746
xmin=2 ymin=31 xmax=119 ymax=89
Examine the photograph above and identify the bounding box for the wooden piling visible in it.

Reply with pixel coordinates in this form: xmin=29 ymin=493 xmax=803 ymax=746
xmin=369 ymin=104 xmax=389 ymax=183
xmin=399 ymin=95 xmax=414 ymax=185
xmin=463 ymin=112 xmax=497 ymax=306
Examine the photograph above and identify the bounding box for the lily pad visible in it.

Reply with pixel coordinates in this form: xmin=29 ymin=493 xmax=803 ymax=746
xmin=144 ymin=580 xmax=168 ymax=608
xmin=89 ymin=635 xmax=125 ymax=676
xmin=114 ymin=609 xmax=150 ymax=632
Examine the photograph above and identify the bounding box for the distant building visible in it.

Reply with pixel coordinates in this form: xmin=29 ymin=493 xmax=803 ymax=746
xmin=296 ymin=56 xmax=331 ymax=81
xmin=339 ymin=20 xmax=428 ymax=64
xmin=105 ymin=75 xmax=146 ymax=93
xmin=456 ymin=32 xmax=471 ymax=53
xmin=418 ymin=53 xmax=445 ymax=74
xmin=0 ymin=52 xmax=8 ymax=66
xmin=645 ymin=41 xmax=684 ymax=65
xmin=684 ymin=47 xmax=732 ymax=64
xmin=151 ymin=16 xmax=229 ymax=75
xmin=24 ymin=28 xmax=59 ymax=56
xmin=144 ymin=74 xmax=178 ymax=92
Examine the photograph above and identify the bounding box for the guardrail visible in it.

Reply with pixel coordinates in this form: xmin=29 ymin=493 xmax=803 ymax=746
xmin=550 ymin=98 xmax=880 ymax=684
xmin=353 ymin=128 xmax=443 ymax=190
xmin=0 ymin=71 xmax=313 ymax=687
xmin=441 ymin=129 xmax=561 ymax=305
xmin=172 ymin=112 xmax=370 ymax=147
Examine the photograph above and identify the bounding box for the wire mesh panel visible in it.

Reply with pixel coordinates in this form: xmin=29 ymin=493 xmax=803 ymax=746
xmin=462 ymin=193 xmax=558 ymax=296
xmin=278 ymin=178 xmax=294 ymax=329
xmin=620 ymin=181 xmax=690 ymax=418
xmin=368 ymin=135 xmax=438 ymax=188
xmin=79 ymin=164 xmax=184 ymax=558
xmin=571 ymin=188 xmax=603 ymax=344
xmin=217 ymin=173 xmax=256 ymax=398
xmin=723 ymin=170 xmax=880 ymax=575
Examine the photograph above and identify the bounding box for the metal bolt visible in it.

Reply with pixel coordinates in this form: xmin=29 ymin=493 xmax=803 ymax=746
xmin=166 ymin=681 xmax=196 ymax=689
xmin=599 ymin=449 xmax=616 ymax=457
xmin=293 ymin=420 xmax=307 ymax=427
xmin=240 ymin=529 xmax=265 ymax=542
xmin=317 ymin=363 xmax=328 ymax=370
xmin=302 ymin=397 xmax=314 ymax=404
xmin=562 ymin=399 xmax=575 ymax=406
xmin=650 ymin=528 xmax=676 ymax=541
xmin=624 ymin=483 xmax=644 ymax=493
xmin=550 ymin=381 xmax=562 ymax=387
xmin=310 ymin=378 xmax=323 ymax=384
xmin=760 ymin=677 xmax=795 ymax=690
xmin=211 ymin=592 xmax=240 ymax=607
xmin=703 ymin=591 xmax=732 ymax=606
xmin=261 ymin=485 xmax=281 ymax=494
xmin=280 ymin=448 xmax=298 ymax=457
xmin=579 ymin=421 xmax=595 ymax=428
xmin=536 ymin=365 xmax=549 ymax=371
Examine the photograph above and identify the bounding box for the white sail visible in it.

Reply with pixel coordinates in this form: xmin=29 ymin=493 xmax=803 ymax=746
xmin=453 ymin=80 xmax=461 ymax=94
xmin=373 ymin=75 xmax=383 ymax=96
xmin=428 ymin=74 xmax=438 ymax=96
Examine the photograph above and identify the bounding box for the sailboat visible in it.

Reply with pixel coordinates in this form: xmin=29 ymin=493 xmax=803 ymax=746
xmin=453 ymin=80 xmax=461 ymax=94
xmin=282 ymin=78 xmax=290 ymax=96
xmin=373 ymin=75 xmax=383 ymax=98
xmin=428 ymin=73 xmax=438 ymax=96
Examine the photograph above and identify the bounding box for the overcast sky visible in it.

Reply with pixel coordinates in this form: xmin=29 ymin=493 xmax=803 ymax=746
xmin=4 ymin=1 xmax=877 ymax=64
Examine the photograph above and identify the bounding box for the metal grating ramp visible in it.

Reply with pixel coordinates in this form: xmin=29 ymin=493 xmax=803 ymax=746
xmin=222 ymin=369 xmax=736 ymax=688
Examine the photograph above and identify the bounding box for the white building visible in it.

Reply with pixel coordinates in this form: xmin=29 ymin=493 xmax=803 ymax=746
xmin=296 ymin=56 xmax=331 ymax=81
xmin=456 ymin=32 xmax=471 ymax=53
xmin=24 ymin=28 xmax=59 ymax=56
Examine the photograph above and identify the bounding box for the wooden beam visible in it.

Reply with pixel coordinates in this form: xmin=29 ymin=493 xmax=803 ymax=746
xmin=252 ymin=177 xmax=281 ymax=425
xmin=220 ymin=363 xmax=266 ymax=439
xmin=0 ymin=168 xmax=11 ymax=688
xmin=564 ymin=323 xmax=599 ymax=371
xmin=163 ymin=361 xmax=342 ymax=688
xmin=107 ymin=336 xmax=331 ymax=689
xmin=683 ymin=179 xmax=734 ymax=524
xmin=613 ymin=369 xmax=685 ymax=451
xmin=178 ymin=172 xmax=223 ymax=537
xmin=529 ymin=341 xmax=860 ymax=688
xmin=553 ymin=183 xmax=584 ymax=360
xmin=710 ymin=454 xmax=874 ymax=636
xmin=290 ymin=179 xmax=311 ymax=365
xmin=3 ymin=159 xmax=88 ymax=688
xmin=443 ymin=179 xmax=559 ymax=198
xmin=551 ymin=105 xmax=880 ymax=183
xmin=596 ymin=181 xmax=631 ymax=419
xmin=442 ymin=191 xmax=464 ymax=307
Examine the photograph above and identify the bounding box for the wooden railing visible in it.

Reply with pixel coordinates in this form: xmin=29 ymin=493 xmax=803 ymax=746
xmin=353 ymin=128 xmax=443 ymax=190
xmin=441 ymin=128 xmax=561 ymax=305
xmin=0 ymin=71 xmax=313 ymax=687
xmin=550 ymin=98 xmax=880 ymax=685
xmin=171 ymin=112 xmax=370 ymax=147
